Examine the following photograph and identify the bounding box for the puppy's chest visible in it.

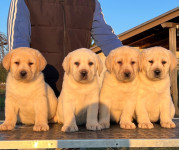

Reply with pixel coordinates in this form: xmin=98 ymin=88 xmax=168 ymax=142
xmin=9 ymin=88 xmax=36 ymax=99
xmin=14 ymin=95 xmax=35 ymax=108
xmin=74 ymin=94 xmax=89 ymax=112
xmin=7 ymin=84 xmax=44 ymax=109
xmin=139 ymin=84 xmax=170 ymax=110
xmin=106 ymin=77 xmax=138 ymax=93
xmin=111 ymin=85 xmax=138 ymax=101
xmin=140 ymin=83 xmax=169 ymax=99
xmin=8 ymin=82 xmax=39 ymax=95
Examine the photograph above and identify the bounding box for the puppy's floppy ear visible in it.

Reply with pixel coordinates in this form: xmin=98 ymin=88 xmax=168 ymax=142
xmin=135 ymin=50 xmax=141 ymax=71
xmin=105 ymin=50 xmax=115 ymax=73
xmin=33 ymin=49 xmax=47 ymax=71
xmin=3 ymin=50 xmax=13 ymax=71
xmin=168 ymin=50 xmax=177 ymax=71
xmin=62 ymin=53 xmax=71 ymax=74
xmin=139 ymin=49 xmax=146 ymax=71
xmin=95 ymin=54 xmax=103 ymax=76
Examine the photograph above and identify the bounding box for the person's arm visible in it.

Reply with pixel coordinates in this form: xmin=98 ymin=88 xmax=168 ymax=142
xmin=91 ymin=0 xmax=123 ymax=56
xmin=7 ymin=0 xmax=31 ymax=51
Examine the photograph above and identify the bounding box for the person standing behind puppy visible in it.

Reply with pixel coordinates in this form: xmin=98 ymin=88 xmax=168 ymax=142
xmin=8 ymin=0 xmax=123 ymax=96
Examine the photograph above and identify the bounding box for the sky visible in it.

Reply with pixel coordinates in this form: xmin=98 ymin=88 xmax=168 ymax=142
xmin=0 ymin=0 xmax=178 ymax=37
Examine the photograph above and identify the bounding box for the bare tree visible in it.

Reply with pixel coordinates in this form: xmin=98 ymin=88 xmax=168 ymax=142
xmin=0 ymin=32 xmax=8 ymax=62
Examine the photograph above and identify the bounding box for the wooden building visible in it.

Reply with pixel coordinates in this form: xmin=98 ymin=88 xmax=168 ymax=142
xmin=91 ymin=7 xmax=179 ymax=115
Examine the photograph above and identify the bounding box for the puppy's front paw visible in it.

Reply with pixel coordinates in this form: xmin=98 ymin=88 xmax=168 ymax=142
xmin=161 ymin=121 xmax=176 ymax=128
xmin=0 ymin=123 xmax=15 ymax=131
xmin=61 ymin=125 xmax=78 ymax=132
xmin=33 ymin=123 xmax=49 ymax=131
xmin=138 ymin=122 xmax=154 ymax=129
xmin=120 ymin=122 xmax=136 ymax=129
xmin=99 ymin=121 xmax=110 ymax=129
xmin=86 ymin=123 xmax=102 ymax=131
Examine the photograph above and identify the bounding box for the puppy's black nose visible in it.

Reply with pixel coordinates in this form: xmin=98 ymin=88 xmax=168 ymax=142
xmin=81 ymin=71 xmax=87 ymax=77
xmin=124 ymin=71 xmax=131 ymax=78
xmin=154 ymin=69 xmax=161 ymax=76
xmin=80 ymin=70 xmax=88 ymax=79
xmin=20 ymin=71 xmax=27 ymax=77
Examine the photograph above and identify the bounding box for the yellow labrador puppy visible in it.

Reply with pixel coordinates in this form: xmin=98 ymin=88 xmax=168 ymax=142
xmin=56 ymin=48 xmax=103 ymax=132
xmin=0 ymin=47 xmax=57 ymax=131
xmin=99 ymin=46 xmax=140 ymax=129
xmin=136 ymin=47 xmax=177 ymax=129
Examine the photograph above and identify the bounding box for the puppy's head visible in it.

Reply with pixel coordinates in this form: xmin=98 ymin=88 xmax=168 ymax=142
xmin=3 ymin=47 xmax=47 ymax=82
xmin=105 ymin=46 xmax=140 ymax=82
xmin=140 ymin=47 xmax=177 ymax=80
xmin=62 ymin=48 xmax=103 ymax=83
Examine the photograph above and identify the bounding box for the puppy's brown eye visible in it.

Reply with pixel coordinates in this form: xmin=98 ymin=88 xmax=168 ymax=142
xmin=149 ymin=60 xmax=153 ymax=64
xmin=162 ymin=61 xmax=167 ymax=65
xmin=131 ymin=61 xmax=135 ymax=65
xmin=74 ymin=62 xmax=80 ymax=66
xmin=117 ymin=61 xmax=122 ymax=65
xmin=29 ymin=62 xmax=34 ymax=66
xmin=15 ymin=62 xmax=19 ymax=65
xmin=89 ymin=62 xmax=93 ymax=66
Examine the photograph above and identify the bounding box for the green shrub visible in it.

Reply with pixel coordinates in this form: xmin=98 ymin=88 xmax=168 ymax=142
xmin=0 ymin=62 xmax=7 ymax=82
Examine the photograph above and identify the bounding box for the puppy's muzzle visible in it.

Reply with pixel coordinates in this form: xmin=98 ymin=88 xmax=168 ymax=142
xmin=154 ymin=69 xmax=161 ymax=78
xmin=20 ymin=70 xmax=27 ymax=78
xmin=80 ymin=69 xmax=88 ymax=80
